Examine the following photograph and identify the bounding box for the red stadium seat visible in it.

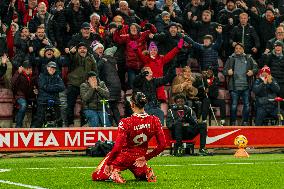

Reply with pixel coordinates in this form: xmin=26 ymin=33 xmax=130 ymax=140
xmin=0 ymin=88 xmax=14 ymax=119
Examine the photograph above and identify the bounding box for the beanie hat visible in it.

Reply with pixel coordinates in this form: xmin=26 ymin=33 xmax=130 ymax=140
xmin=47 ymin=61 xmax=57 ymax=68
xmin=109 ymin=22 xmax=117 ymax=30
xmin=165 ymin=22 xmax=178 ymax=29
xmin=77 ymin=42 xmax=87 ymax=49
xmin=274 ymin=40 xmax=284 ymax=47
xmin=161 ymin=11 xmax=170 ymax=18
xmin=259 ymin=65 xmax=271 ymax=75
xmin=22 ymin=60 xmax=32 ymax=68
xmin=148 ymin=41 xmax=158 ymax=52
xmin=104 ymin=46 xmax=117 ymax=56
xmin=86 ymin=71 xmax=97 ymax=79
xmin=234 ymin=42 xmax=244 ymax=49
xmin=92 ymin=42 xmax=104 ymax=52
xmin=265 ymin=8 xmax=275 ymax=14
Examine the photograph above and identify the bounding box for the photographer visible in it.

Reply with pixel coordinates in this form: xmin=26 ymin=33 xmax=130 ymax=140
xmin=133 ymin=66 xmax=176 ymax=124
xmin=166 ymin=94 xmax=212 ymax=156
xmin=31 ymin=61 xmax=65 ymax=128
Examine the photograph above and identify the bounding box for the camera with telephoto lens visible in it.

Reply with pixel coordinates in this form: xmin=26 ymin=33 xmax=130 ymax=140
xmin=141 ymin=71 xmax=149 ymax=77
xmin=170 ymin=104 xmax=184 ymax=110
xmin=45 ymin=99 xmax=56 ymax=127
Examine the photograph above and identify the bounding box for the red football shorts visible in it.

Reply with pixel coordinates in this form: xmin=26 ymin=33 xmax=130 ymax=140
xmin=92 ymin=151 xmax=148 ymax=181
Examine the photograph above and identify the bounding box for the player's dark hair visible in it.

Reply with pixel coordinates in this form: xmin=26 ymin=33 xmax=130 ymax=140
xmin=131 ymin=92 xmax=148 ymax=109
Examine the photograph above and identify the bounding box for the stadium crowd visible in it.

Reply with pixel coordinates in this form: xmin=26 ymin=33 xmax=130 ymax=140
xmin=1 ymin=0 xmax=284 ymax=129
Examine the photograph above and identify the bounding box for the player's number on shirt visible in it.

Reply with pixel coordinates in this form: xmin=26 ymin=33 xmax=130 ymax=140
xmin=133 ymin=133 xmax=147 ymax=146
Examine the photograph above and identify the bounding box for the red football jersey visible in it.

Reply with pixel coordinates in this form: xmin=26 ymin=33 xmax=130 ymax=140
xmin=107 ymin=113 xmax=166 ymax=165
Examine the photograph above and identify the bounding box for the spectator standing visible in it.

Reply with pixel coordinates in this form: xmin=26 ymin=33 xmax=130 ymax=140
xmin=13 ymin=27 xmax=31 ymax=69
xmin=66 ymin=42 xmax=97 ymax=126
xmin=137 ymin=39 xmax=182 ymax=102
xmin=137 ymin=0 xmax=161 ymax=24
xmin=89 ymin=13 xmax=106 ymax=39
xmin=114 ymin=1 xmax=141 ymax=25
xmin=265 ymin=26 xmax=284 ymax=53
xmin=90 ymin=0 xmax=112 ymax=26
xmin=188 ymin=10 xmax=220 ymax=44
xmin=113 ymin=22 xmax=157 ymax=89
xmin=6 ymin=22 xmax=19 ymax=60
xmin=183 ymin=25 xmax=223 ymax=75
xmin=80 ymin=71 xmax=110 ymax=127
xmin=11 ymin=61 xmax=37 ymax=128
xmin=199 ymin=68 xmax=226 ymax=125
xmin=52 ymin=0 xmax=68 ymax=52
xmin=230 ymin=13 xmax=260 ymax=56
xmin=240 ymin=2 xmax=284 ymax=53
xmin=98 ymin=46 xmax=121 ymax=125
xmin=152 ymin=22 xmax=186 ymax=70
xmin=28 ymin=25 xmax=52 ymax=58
xmin=217 ymin=0 xmax=243 ymax=57
xmin=28 ymin=2 xmax=56 ymax=45
xmin=223 ymin=43 xmax=258 ymax=126
xmin=162 ymin=0 xmax=183 ymax=25
xmin=261 ymin=40 xmax=284 ymax=109
xmin=65 ymin=0 xmax=92 ymax=36
xmin=67 ymin=22 xmax=103 ymax=54
xmin=155 ymin=11 xmax=172 ymax=33
xmin=17 ymin=0 xmax=38 ymax=26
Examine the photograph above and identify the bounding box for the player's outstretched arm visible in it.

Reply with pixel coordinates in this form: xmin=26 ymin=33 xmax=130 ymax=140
xmin=106 ymin=123 xmax=127 ymax=165
xmin=145 ymin=118 xmax=166 ymax=161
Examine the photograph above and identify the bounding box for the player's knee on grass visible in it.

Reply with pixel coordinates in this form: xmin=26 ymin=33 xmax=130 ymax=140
xmin=92 ymin=170 xmax=109 ymax=181
xmin=131 ymin=165 xmax=148 ymax=180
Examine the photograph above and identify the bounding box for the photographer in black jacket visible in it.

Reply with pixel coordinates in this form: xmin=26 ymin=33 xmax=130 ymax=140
xmin=166 ymin=94 xmax=212 ymax=156
xmin=133 ymin=66 xmax=176 ymax=124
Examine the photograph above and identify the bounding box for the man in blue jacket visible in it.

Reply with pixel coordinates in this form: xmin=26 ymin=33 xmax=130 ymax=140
xmin=31 ymin=61 xmax=65 ymax=128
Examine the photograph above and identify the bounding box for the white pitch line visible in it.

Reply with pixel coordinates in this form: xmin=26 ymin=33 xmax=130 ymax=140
xmin=0 ymin=169 xmax=10 ymax=173
xmin=191 ymin=164 xmax=218 ymax=166
xmin=152 ymin=165 xmax=184 ymax=167
xmin=65 ymin=167 xmax=94 ymax=169
xmin=26 ymin=168 xmax=56 ymax=170
xmin=226 ymin=162 xmax=254 ymax=165
xmin=0 ymin=180 xmax=48 ymax=189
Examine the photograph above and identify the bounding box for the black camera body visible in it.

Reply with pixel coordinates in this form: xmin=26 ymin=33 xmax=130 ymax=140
xmin=141 ymin=71 xmax=149 ymax=77
xmin=44 ymin=100 xmax=57 ymax=127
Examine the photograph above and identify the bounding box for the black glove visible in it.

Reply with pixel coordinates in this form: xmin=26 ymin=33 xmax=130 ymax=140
xmin=144 ymin=23 xmax=152 ymax=30
xmin=177 ymin=32 xmax=183 ymax=38
xmin=117 ymin=24 xmax=123 ymax=30
xmin=141 ymin=71 xmax=149 ymax=77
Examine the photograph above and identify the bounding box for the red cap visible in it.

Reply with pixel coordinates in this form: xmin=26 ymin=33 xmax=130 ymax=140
xmin=259 ymin=65 xmax=271 ymax=76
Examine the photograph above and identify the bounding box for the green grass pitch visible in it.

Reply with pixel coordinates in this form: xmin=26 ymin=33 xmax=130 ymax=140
xmin=0 ymin=154 xmax=283 ymax=189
